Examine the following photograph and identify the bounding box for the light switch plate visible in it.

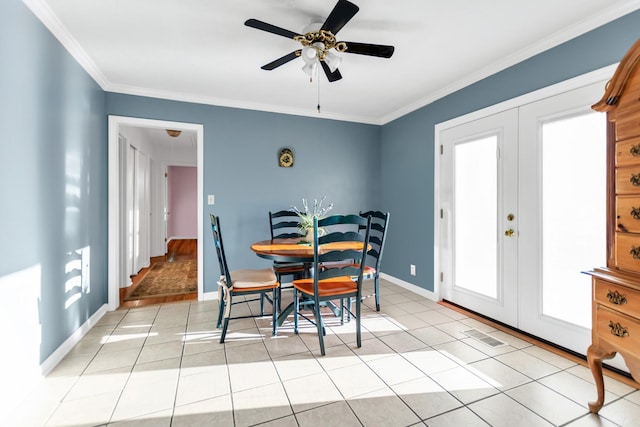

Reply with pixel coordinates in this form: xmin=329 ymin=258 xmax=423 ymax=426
xmin=207 ymin=195 xmax=215 ymax=205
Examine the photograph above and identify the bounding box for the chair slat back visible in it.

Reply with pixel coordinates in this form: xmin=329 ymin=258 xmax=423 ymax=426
xmin=269 ymin=210 xmax=305 ymax=239
xmin=210 ymin=214 xmax=232 ymax=285
xmin=313 ymin=214 xmax=371 ymax=288
xmin=359 ymin=211 xmax=390 ymax=270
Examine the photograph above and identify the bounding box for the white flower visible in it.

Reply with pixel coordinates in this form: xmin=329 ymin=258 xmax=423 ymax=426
xmin=290 ymin=196 xmax=333 ymax=230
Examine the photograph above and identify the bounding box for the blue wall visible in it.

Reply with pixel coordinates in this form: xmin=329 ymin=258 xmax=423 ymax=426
xmin=106 ymin=95 xmax=381 ymax=292
xmin=0 ymin=0 xmax=108 ymax=362
xmin=380 ymin=10 xmax=640 ymax=291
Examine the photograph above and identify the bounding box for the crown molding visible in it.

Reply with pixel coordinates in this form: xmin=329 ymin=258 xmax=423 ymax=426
xmin=105 ymin=82 xmax=382 ymax=125
xmin=22 ymin=0 xmax=109 ymax=88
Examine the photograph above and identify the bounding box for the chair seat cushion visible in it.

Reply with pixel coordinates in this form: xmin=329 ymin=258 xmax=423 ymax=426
xmin=230 ymin=268 xmax=277 ymax=289
xmin=293 ymin=277 xmax=357 ymax=297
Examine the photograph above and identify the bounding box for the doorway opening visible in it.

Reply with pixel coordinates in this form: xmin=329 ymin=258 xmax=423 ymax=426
xmin=108 ymin=116 xmax=204 ymax=311
xmin=120 ymin=239 xmax=197 ymax=308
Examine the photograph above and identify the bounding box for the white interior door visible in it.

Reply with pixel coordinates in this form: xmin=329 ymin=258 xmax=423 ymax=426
xmin=439 ymin=81 xmax=608 ymax=357
xmin=126 ymin=143 xmax=136 ymax=279
xmin=124 ymin=143 xmax=151 ymax=279
xmin=135 ymin=149 xmax=150 ymax=272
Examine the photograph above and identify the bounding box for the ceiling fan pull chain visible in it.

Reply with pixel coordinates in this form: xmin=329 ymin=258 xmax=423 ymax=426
xmin=317 ymin=77 xmax=321 ymax=113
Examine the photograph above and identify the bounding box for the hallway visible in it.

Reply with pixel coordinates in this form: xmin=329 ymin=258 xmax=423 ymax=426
xmin=120 ymin=239 xmax=197 ymax=309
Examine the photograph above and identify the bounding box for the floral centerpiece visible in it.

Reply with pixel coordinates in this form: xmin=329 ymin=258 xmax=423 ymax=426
xmin=291 ymin=196 xmax=333 ymax=241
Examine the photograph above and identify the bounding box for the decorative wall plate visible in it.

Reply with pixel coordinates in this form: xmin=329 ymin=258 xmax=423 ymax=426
xmin=279 ymin=148 xmax=294 ymax=167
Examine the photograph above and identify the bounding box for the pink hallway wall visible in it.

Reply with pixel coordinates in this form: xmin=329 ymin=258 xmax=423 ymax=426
xmin=167 ymin=166 xmax=197 ymax=240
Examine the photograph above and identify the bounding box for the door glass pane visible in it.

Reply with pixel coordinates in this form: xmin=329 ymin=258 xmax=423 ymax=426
xmin=542 ymin=112 xmax=606 ymax=328
xmin=454 ymin=136 xmax=498 ymax=298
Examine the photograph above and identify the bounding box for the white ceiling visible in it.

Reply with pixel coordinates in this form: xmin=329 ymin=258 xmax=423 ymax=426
xmin=27 ymin=0 xmax=640 ymax=125
xmin=120 ymin=126 xmax=197 ymax=151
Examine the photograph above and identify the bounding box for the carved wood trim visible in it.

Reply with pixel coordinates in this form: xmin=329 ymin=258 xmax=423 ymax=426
xmin=593 ymin=38 xmax=640 ymax=112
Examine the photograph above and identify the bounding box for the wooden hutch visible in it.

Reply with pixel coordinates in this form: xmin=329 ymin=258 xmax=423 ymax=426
xmin=587 ymin=37 xmax=640 ymax=413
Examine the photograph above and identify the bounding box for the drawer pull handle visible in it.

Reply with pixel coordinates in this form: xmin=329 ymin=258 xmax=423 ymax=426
xmin=609 ymin=321 xmax=629 ymax=338
xmin=606 ymin=290 xmax=628 ymax=305
xmin=631 ymin=207 xmax=640 ymax=220
xmin=630 ymin=246 xmax=640 ymax=259
xmin=631 ymin=144 xmax=640 ymax=156
xmin=631 ymin=174 xmax=640 ymax=186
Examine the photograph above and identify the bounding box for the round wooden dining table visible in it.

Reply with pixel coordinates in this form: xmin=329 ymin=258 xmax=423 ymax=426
xmin=250 ymin=238 xmax=369 ymax=325
xmin=250 ymin=238 xmax=368 ymax=262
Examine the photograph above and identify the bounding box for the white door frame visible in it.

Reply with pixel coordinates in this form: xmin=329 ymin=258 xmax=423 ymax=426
xmin=434 ymin=63 xmax=617 ymax=302
xmin=108 ymin=115 xmax=204 ymax=311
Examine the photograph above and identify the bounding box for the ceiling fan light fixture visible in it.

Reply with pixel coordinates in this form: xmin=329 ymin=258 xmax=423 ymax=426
xmin=245 ymin=0 xmax=395 ymax=83
xmin=301 ymin=46 xmax=318 ymax=64
xmin=324 ymin=51 xmax=342 ymax=73
xmin=302 ymin=62 xmax=318 ymax=77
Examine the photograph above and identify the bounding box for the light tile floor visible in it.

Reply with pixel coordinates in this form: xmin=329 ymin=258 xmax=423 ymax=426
xmin=9 ymin=279 xmax=640 ymax=426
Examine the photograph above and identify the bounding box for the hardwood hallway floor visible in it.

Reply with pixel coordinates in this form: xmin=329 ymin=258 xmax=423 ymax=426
xmin=119 ymin=239 xmax=198 ymax=309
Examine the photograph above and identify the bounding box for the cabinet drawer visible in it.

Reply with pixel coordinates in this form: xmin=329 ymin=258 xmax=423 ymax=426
xmin=616 ymin=196 xmax=640 ymax=233
xmin=615 ymin=232 xmax=640 ymax=273
xmin=616 ymin=165 xmax=640 ymax=194
xmin=594 ymin=278 xmax=640 ymax=318
xmin=594 ymin=305 xmax=640 ymax=359
xmin=616 ymin=137 xmax=640 ymax=167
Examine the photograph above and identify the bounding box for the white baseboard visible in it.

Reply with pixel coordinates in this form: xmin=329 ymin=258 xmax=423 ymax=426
xmin=380 ymin=273 xmax=438 ymax=301
xmin=168 ymin=236 xmax=197 ymax=242
xmin=202 ymin=290 xmax=219 ymax=301
xmin=40 ymin=304 xmax=108 ymax=376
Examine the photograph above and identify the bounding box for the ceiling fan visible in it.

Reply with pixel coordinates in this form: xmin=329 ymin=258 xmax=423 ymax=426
xmin=244 ymin=0 xmax=395 ymax=82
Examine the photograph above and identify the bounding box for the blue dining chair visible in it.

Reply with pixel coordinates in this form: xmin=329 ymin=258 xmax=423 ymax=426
xmin=269 ymin=210 xmax=308 ymax=310
xmin=210 ymin=214 xmax=280 ymax=343
xmin=328 ymin=211 xmax=390 ymax=315
xmin=291 ymin=214 xmax=371 ymax=356
xmin=358 ymin=211 xmax=390 ymax=311
xmin=269 ymin=210 xmax=305 ymax=240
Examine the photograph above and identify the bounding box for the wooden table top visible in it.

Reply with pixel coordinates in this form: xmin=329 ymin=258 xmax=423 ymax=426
xmin=250 ymin=238 xmax=366 ymax=262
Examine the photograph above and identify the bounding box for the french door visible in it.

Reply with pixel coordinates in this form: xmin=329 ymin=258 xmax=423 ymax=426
xmin=440 ymin=109 xmax=519 ymax=325
xmin=439 ymin=81 xmax=607 ymax=355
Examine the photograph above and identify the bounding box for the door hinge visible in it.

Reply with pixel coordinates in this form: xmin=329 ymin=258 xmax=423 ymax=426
xmin=164 ymin=172 xmax=168 ymax=178
xmin=440 ymin=145 xmax=443 ymax=155
xmin=440 ymin=272 xmax=444 ymax=282
xmin=440 ymin=209 xmax=443 ymax=219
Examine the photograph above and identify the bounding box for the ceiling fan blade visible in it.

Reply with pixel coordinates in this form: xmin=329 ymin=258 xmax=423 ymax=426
xmin=321 ymin=61 xmax=343 ymax=82
xmin=261 ymin=50 xmax=301 ymax=70
xmin=321 ymin=0 xmax=359 ymax=36
xmin=343 ymin=42 xmax=395 ymax=58
xmin=244 ymin=18 xmax=300 ymax=39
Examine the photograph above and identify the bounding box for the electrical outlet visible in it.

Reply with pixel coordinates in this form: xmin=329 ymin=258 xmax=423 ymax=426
xmin=207 ymin=195 xmax=215 ymax=205
xmin=410 ymin=264 xmax=416 ymax=276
